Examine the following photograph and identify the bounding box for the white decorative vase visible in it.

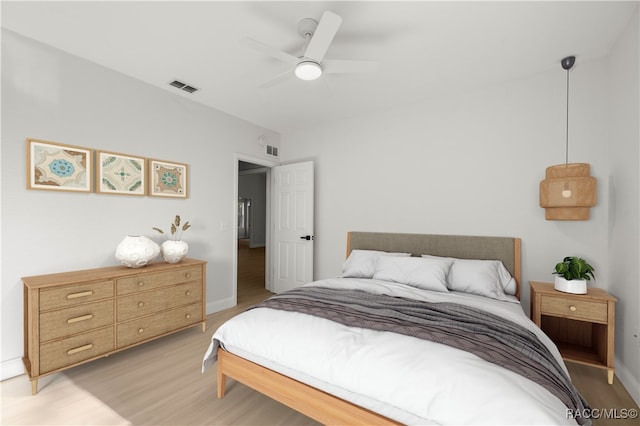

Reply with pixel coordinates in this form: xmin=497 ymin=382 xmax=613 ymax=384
xmin=161 ymin=240 xmax=189 ymax=264
xmin=554 ymin=276 xmax=587 ymax=294
xmin=115 ymin=235 xmax=160 ymax=268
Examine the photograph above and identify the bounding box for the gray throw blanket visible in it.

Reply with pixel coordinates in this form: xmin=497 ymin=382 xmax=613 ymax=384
xmin=254 ymin=286 xmax=591 ymax=426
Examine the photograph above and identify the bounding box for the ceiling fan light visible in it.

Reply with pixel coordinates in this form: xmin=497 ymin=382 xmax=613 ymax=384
xmin=295 ymin=61 xmax=322 ymax=80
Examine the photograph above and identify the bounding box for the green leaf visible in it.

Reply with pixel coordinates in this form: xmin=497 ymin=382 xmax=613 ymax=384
xmin=553 ymin=256 xmax=595 ymax=280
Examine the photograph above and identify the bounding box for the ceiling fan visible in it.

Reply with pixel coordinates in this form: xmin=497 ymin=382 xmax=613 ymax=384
xmin=244 ymin=11 xmax=378 ymax=88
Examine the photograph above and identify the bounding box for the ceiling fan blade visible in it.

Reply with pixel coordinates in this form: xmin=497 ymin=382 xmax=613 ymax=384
xmin=322 ymin=59 xmax=378 ymax=74
xmin=258 ymin=69 xmax=294 ymax=89
xmin=304 ymin=11 xmax=342 ymax=62
xmin=243 ymin=37 xmax=298 ymax=64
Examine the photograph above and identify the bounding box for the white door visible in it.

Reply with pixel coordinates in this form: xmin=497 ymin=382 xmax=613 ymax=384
xmin=272 ymin=161 xmax=314 ymax=293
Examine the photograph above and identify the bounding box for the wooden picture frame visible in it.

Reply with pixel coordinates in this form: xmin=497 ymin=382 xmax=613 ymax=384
xmin=26 ymin=138 xmax=93 ymax=192
xmin=96 ymin=150 xmax=146 ymax=196
xmin=148 ymin=159 xmax=188 ymax=198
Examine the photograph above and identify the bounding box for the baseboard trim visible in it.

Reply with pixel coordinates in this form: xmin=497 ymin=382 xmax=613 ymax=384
xmin=206 ymin=297 xmax=235 ymax=315
xmin=1 ymin=357 xmax=25 ymax=381
xmin=615 ymin=356 xmax=640 ymax=406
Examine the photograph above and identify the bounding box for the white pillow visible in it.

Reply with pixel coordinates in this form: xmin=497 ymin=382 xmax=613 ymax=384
xmin=421 ymin=254 xmax=515 ymax=300
xmin=342 ymin=250 xmax=410 ymax=278
xmin=373 ymin=256 xmax=451 ymax=292
xmin=496 ymin=262 xmax=517 ymax=296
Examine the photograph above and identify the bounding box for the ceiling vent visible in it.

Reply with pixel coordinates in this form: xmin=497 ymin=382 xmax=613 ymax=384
xmin=169 ymin=79 xmax=198 ymax=93
xmin=266 ymin=144 xmax=279 ymax=158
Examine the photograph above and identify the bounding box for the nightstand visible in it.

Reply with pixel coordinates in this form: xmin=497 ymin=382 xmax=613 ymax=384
xmin=529 ymin=281 xmax=617 ymax=384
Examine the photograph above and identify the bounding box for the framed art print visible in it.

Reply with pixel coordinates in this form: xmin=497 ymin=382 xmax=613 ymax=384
xmin=26 ymin=138 xmax=93 ymax=192
xmin=149 ymin=159 xmax=188 ymax=198
xmin=96 ymin=150 xmax=146 ymax=196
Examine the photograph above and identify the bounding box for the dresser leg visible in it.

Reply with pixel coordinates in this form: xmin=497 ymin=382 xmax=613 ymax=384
xmin=202 ymin=322 xmax=206 ymax=332
xmin=607 ymin=369 xmax=614 ymax=385
xmin=31 ymin=379 xmax=38 ymax=395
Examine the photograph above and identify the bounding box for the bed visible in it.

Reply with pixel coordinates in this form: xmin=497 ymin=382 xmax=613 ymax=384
xmin=202 ymin=232 xmax=590 ymax=425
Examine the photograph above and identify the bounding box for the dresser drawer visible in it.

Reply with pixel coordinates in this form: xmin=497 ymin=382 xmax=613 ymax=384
xmin=40 ymin=280 xmax=114 ymax=311
xmin=116 ymin=267 xmax=202 ymax=295
xmin=540 ymin=295 xmax=608 ymax=323
xmin=117 ymin=303 xmax=202 ymax=348
xmin=40 ymin=326 xmax=114 ymax=374
xmin=40 ymin=299 xmax=114 ymax=342
xmin=117 ymin=281 xmax=202 ymax=321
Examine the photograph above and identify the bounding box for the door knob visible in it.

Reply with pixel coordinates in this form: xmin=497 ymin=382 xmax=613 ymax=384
xmin=299 ymin=235 xmax=314 ymax=240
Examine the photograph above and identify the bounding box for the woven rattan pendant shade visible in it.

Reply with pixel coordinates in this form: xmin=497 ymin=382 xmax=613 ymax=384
xmin=539 ymin=56 xmax=597 ymax=221
xmin=539 ymin=163 xmax=597 ymax=220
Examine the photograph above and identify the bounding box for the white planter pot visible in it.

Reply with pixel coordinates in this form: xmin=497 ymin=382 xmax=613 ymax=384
xmin=161 ymin=240 xmax=189 ymax=264
xmin=554 ymin=276 xmax=587 ymax=294
xmin=115 ymin=235 xmax=160 ymax=268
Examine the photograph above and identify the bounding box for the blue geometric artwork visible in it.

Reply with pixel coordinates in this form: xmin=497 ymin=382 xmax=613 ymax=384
xmin=27 ymin=139 xmax=92 ymax=192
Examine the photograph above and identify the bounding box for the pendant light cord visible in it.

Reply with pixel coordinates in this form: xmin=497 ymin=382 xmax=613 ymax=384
xmin=565 ymin=68 xmax=570 ymax=166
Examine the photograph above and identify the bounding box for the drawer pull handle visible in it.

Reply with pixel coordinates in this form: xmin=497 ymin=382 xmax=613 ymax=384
xmin=137 ymin=281 xmax=145 ymax=287
xmin=67 ymin=344 xmax=93 ymax=355
xmin=185 ymin=291 xmax=192 ymax=296
xmin=185 ymin=273 xmax=192 ymax=278
xmin=67 ymin=314 xmax=94 ymax=324
xmin=67 ymin=291 xmax=93 ymax=300
xmin=138 ymin=328 xmax=144 ymax=334
xmin=569 ymin=305 xmax=577 ymax=312
xmin=138 ymin=302 xmax=145 ymax=308
xmin=185 ymin=314 xmax=191 ymax=319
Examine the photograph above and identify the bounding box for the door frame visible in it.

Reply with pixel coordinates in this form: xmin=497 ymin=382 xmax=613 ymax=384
xmin=232 ymin=153 xmax=279 ymax=305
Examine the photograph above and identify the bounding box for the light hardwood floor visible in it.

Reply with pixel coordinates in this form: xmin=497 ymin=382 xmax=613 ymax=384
xmin=2 ymin=243 xmax=637 ymax=425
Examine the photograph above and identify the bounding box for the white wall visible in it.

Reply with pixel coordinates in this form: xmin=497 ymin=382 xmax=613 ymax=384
xmin=281 ymin=25 xmax=639 ymax=399
xmin=282 ymin=61 xmax=610 ymax=297
xmin=607 ymin=9 xmax=640 ymax=403
xmin=0 ymin=30 xmax=279 ymax=379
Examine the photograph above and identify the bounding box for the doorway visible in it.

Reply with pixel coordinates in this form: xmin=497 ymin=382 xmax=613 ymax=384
xmin=236 ymin=159 xmax=271 ymax=304
xmin=232 ymin=155 xmax=315 ymax=306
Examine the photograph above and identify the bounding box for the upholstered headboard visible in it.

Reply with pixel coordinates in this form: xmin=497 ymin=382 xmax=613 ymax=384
xmin=346 ymin=231 xmax=522 ymax=299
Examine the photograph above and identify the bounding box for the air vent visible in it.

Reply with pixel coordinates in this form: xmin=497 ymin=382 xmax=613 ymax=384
xmin=266 ymin=145 xmax=279 ymax=158
xmin=169 ymin=79 xmax=198 ymax=93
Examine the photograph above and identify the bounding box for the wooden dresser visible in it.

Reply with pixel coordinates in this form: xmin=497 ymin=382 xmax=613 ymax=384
xmin=23 ymin=258 xmax=206 ymax=394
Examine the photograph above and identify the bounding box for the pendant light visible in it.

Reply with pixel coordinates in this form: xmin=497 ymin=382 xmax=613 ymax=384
xmin=539 ymin=56 xmax=597 ymax=220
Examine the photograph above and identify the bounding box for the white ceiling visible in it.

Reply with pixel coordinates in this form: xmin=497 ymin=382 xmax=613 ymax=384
xmin=2 ymin=1 xmax=636 ymax=134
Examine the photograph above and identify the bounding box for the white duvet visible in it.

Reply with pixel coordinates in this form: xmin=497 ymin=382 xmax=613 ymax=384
xmin=203 ymin=278 xmax=579 ymax=425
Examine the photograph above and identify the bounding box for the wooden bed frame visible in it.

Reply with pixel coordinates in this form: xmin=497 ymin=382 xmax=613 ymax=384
xmin=217 ymin=232 xmax=522 ymax=425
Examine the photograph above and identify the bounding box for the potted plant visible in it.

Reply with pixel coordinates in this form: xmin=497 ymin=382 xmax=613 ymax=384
xmin=552 ymin=256 xmax=595 ymax=294
xmin=153 ymin=215 xmax=191 ymax=263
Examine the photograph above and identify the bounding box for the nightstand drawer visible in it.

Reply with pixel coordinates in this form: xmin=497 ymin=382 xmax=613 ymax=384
xmin=540 ymin=295 xmax=607 ymax=323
